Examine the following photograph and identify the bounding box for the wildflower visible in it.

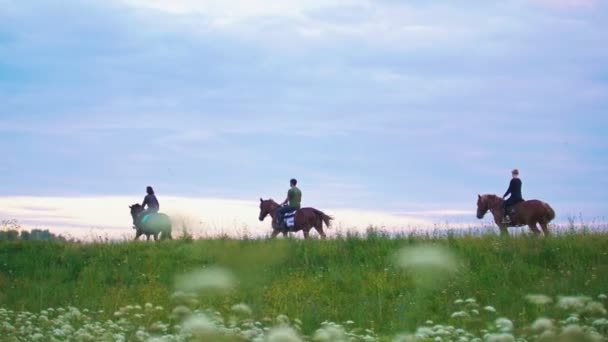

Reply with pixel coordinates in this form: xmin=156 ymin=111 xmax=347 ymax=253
xmin=415 ymin=327 xmax=434 ymax=337
xmin=592 ymin=318 xmax=608 ymax=327
xmin=484 ymin=306 xmax=497 ymax=313
xmin=599 ymin=294 xmax=607 ymax=300
xmin=564 ymin=315 xmax=580 ymax=324
xmin=312 ymin=324 xmax=346 ymax=341
xmin=525 ymin=294 xmax=552 ymax=305
xmin=465 ymin=298 xmax=476 ymax=304
xmin=454 ymin=299 xmax=464 ymax=305
xmin=583 ymin=301 xmax=607 ymax=315
xmin=559 ymin=325 xmax=587 ymax=341
xmin=392 ymin=333 xmax=417 ymax=342
xmin=174 ymin=267 xmax=236 ymax=293
xmin=181 ymin=313 xmax=217 ymax=338
xmin=485 ymin=333 xmax=515 ymax=342
xmin=557 ymin=296 xmax=590 ymax=311
xmin=531 ymin=318 xmax=553 ymax=333
xmin=231 ymin=303 xmax=253 ymax=316
xmin=495 ymin=318 xmax=513 ymax=332
xmin=266 ymin=326 xmax=302 ymax=342
xmin=394 ymin=245 xmax=460 ymax=272
xmin=451 ymin=311 xmax=468 ymax=319
xmin=172 ymin=306 xmax=191 ymax=316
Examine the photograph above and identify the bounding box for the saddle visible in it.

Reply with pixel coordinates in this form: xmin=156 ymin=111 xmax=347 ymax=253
xmin=282 ymin=211 xmax=296 ymax=228
xmin=275 ymin=210 xmax=297 ymax=230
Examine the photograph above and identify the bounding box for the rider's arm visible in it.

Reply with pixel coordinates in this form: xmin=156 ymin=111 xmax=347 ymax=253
xmin=282 ymin=190 xmax=291 ymax=205
xmin=142 ymin=195 xmax=149 ymax=208
xmin=503 ymin=180 xmax=513 ymax=198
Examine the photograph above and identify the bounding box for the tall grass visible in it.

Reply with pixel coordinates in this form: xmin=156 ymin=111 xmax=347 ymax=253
xmin=1 ymin=231 xmax=608 ymax=339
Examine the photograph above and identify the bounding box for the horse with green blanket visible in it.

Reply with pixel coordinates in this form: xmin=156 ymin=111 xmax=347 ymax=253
xmin=129 ymin=204 xmax=173 ymax=241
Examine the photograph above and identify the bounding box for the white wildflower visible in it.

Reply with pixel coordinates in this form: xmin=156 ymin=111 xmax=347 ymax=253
xmin=583 ymin=301 xmax=607 ymax=315
xmin=172 ymin=306 xmax=191 ymax=316
xmin=484 ymin=306 xmax=497 ymax=313
xmin=495 ymin=318 xmax=513 ymax=332
xmin=485 ymin=333 xmax=515 ymax=342
xmin=451 ymin=311 xmax=468 ymax=319
xmin=415 ymin=327 xmax=434 ymax=337
xmin=266 ymin=326 xmax=302 ymax=342
xmin=525 ymin=294 xmax=552 ymax=305
xmin=181 ymin=313 xmax=217 ymax=337
xmin=231 ymin=303 xmax=253 ymax=316
xmin=564 ymin=315 xmax=580 ymax=325
xmin=395 ymin=245 xmax=460 ymax=272
xmin=557 ymin=296 xmax=590 ymax=311
xmin=174 ymin=267 xmax=236 ymax=293
xmin=313 ymin=324 xmax=346 ymax=341
xmin=559 ymin=325 xmax=586 ymax=341
xmin=531 ymin=318 xmax=553 ymax=333
xmin=599 ymin=294 xmax=607 ymax=300
xmin=592 ymin=318 xmax=608 ymax=327
xmin=392 ymin=333 xmax=417 ymax=342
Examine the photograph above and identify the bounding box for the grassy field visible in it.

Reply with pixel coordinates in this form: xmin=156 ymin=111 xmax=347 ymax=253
xmin=1 ymin=230 xmax=608 ymax=341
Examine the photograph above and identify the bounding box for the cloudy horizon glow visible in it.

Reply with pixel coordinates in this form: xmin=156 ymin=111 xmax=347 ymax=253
xmin=1 ymin=0 xmax=606 ymax=238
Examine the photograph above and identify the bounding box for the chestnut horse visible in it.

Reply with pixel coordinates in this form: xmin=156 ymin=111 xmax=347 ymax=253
xmin=258 ymin=198 xmax=333 ymax=239
xmin=476 ymin=194 xmax=555 ymax=236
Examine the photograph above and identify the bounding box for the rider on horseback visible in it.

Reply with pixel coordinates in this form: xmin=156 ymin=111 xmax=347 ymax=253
xmin=277 ymin=178 xmax=302 ymax=230
xmin=133 ymin=186 xmax=159 ymax=229
xmin=142 ymin=186 xmax=160 ymax=214
xmin=502 ymin=169 xmax=524 ymax=223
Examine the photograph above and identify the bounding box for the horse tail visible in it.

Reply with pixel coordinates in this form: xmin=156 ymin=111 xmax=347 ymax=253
xmin=314 ymin=209 xmax=333 ymax=228
xmin=543 ymin=202 xmax=555 ymax=223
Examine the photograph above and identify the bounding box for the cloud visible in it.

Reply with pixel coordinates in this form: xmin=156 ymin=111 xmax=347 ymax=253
xmin=1 ymin=0 xmax=607 ymax=221
xmin=532 ymin=0 xmax=595 ymax=9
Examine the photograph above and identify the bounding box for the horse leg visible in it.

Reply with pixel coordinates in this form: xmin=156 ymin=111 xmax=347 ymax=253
xmin=146 ymin=234 xmax=150 ymax=241
xmin=498 ymin=224 xmax=509 ymax=236
xmin=528 ymin=221 xmax=541 ymax=235
xmin=134 ymin=231 xmax=142 ymax=240
xmin=303 ymin=229 xmax=310 ymax=239
xmin=540 ymin=222 xmax=550 ymax=236
xmin=270 ymin=229 xmax=280 ymax=239
xmin=314 ymin=225 xmax=327 ymax=239
xmin=153 ymin=233 xmax=158 ymax=241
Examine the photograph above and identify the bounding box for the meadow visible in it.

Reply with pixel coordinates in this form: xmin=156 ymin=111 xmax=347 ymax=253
xmin=1 ymin=228 xmax=608 ymax=341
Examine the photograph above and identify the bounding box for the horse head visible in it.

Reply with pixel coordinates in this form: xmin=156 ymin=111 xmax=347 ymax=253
xmin=129 ymin=203 xmax=144 ymax=224
xmin=259 ymin=198 xmax=279 ymax=221
xmin=476 ymin=194 xmax=489 ymax=219
xmin=476 ymin=194 xmax=502 ymax=219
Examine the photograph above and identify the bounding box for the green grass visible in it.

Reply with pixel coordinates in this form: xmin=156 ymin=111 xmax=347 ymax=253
xmin=1 ymin=231 xmax=607 ymax=337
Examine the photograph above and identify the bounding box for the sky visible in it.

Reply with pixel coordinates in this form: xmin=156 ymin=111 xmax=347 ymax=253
xmin=1 ymin=0 xmax=607 ymax=239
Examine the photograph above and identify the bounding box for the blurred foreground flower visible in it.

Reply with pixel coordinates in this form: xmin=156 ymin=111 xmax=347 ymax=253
xmin=174 ymin=266 xmax=236 ymax=293
xmin=393 ymin=244 xmax=462 ymax=288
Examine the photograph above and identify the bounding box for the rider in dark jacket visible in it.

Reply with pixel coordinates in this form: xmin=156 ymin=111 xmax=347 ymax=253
xmin=502 ymin=169 xmax=524 ymax=223
xmin=142 ymin=186 xmax=159 ymax=214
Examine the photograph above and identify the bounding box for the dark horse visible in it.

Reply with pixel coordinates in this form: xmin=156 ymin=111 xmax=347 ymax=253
xmin=476 ymin=194 xmax=555 ymax=236
xmin=129 ymin=204 xmax=173 ymax=241
xmin=258 ymin=198 xmax=333 ymax=239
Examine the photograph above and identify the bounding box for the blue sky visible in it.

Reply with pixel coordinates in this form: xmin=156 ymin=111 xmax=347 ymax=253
xmin=1 ymin=0 xmax=607 ymax=235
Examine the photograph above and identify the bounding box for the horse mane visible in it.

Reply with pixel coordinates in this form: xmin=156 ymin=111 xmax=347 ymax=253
xmin=481 ymin=194 xmax=503 ymax=208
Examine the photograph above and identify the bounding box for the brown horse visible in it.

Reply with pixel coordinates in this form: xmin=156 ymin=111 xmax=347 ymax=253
xmin=476 ymin=194 xmax=555 ymax=236
xmin=258 ymin=198 xmax=333 ymax=239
